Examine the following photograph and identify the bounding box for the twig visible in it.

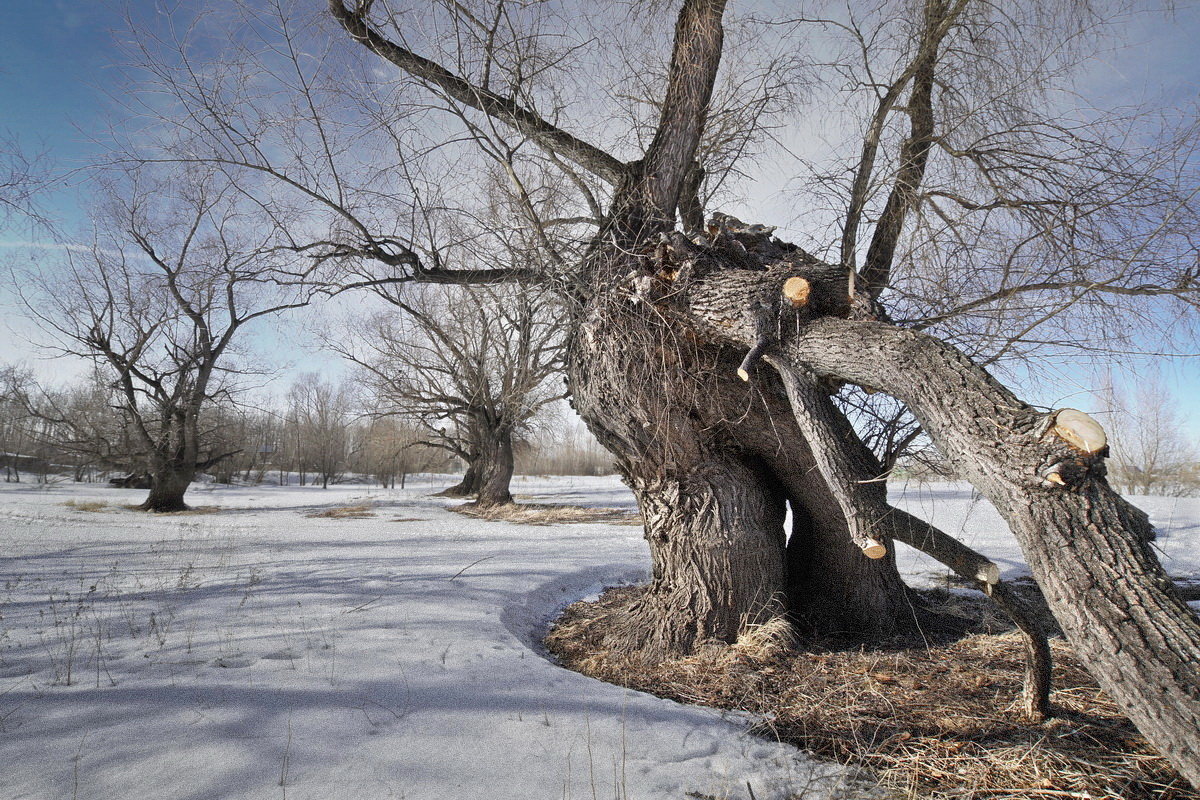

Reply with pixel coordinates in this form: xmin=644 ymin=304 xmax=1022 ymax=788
xmin=447 ymin=555 xmax=495 ymax=580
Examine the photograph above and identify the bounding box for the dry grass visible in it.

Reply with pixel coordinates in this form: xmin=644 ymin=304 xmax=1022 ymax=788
xmin=166 ymin=505 xmax=221 ymax=515
xmin=118 ymin=504 xmax=222 ymax=515
xmin=547 ymin=587 xmax=1196 ymax=800
xmin=62 ymin=499 xmax=110 ymax=512
xmin=305 ymin=504 xmax=377 ymax=519
xmin=449 ymin=502 xmax=642 ymax=526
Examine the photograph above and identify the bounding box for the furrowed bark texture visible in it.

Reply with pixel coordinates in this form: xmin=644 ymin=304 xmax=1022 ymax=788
xmin=567 ymin=274 xmax=920 ymax=655
xmin=567 ymin=300 xmax=788 ymax=656
xmin=475 ymin=428 xmax=515 ymax=508
xmin=674 ymin=257 xmax=1200 ymax=783
xmin=708 ymin=370 xmax=914 ymax=638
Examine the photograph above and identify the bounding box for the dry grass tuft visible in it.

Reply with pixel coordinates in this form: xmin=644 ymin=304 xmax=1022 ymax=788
xmin=728 ymin=616 xmax=797 ymax=663
xmin=305 ymin=504 xmax=377 ymax=519
xmin=169 ymin=505 xmax=221 ymax=515
xmin=547 ymin=588 xmax=1196 ymax=800
xmin=62 ymin=499 xmax=110 ymax=512
xmin=449 ymin=502 xmax=641 ymax=526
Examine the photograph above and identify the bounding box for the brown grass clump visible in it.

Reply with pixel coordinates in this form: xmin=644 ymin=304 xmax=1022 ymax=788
xmin=547 ymin=587 xmax=1196 ymax=800
xmin=62 ymin=499 xmax=110 ymax=512
xmin=449 ymin=502 xmax=641 ymax=526
xmin=167 ymin=505 xmax=221 ymax=515
xmin=305 ymin=504 xmax=377 ymax=519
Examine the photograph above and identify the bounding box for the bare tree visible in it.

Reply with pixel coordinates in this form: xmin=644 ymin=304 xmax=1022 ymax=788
xmin=104 ymin=0 xmax=1200 ymax=783
xmin=1098 ymin=371 xmax=1199 ymax=497
xmin=339 ymin=283 xmax=564 ymax=507
xmin=287 ymin=373 xmax=356 ymax=489
xmin=13 ymin=167 xmax=314 ymax=510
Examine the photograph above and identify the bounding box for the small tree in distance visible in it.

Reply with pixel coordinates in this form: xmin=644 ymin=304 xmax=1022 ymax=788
xmin=339 ymin=284 xmax=565 ymax=507
xmin=1098 ymin=371 xmax=1200 ymax=497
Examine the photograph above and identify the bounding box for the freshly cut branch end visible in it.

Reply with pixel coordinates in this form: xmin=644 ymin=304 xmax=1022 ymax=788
xmin=975 ymin=562 xmax=1001 ymax=586
xmin=861 ymin=538 xmax=888 ymax=559
xmin=1045 ymin=472 xmax=1066 ymax=487
xmin=1050 ymin=409 xmax=1107 ymax=455
xmin=736 ymin=367 xmax=751 ymax=382
xmin=782 ymin=276 xmax=811 ymax=307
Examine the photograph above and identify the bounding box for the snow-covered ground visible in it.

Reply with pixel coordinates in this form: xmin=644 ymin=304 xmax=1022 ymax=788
xmin=0 ymin=475 xmax=1195 ymax=800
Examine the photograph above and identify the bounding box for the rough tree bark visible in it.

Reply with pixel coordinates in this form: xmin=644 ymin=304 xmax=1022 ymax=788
xmin=659 ymin=237 xmax=1200 ymax=784
xmin=329 ymin=0 xmax=1198 ymax=784
xmin=139 ymin=461 xmax=194 ymax=512
xmin=474 ymin=425 xmax=515 ymax=508
xmin=435 ymin=418 xmax=516 ymax=507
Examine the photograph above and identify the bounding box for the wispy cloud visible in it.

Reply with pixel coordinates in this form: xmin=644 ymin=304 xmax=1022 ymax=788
xmin=0 ymin=239 xmax=123 ymax=258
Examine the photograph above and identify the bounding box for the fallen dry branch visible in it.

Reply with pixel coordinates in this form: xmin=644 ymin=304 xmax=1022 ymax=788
xmin=305 ymin=504 xmax=377 ymax=519
xmin=547 ymin=587 xmax=1197 ymax=800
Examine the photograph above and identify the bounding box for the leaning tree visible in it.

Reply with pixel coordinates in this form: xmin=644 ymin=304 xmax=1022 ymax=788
xmin=114 ymin=0 xmax=1200 ymax=783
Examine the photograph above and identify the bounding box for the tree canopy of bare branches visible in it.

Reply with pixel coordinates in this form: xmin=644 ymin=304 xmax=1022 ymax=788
xmin=13 ymin=165 xmax=317 ymax=510
xmin=92 ymin=0 xmax=1200 ymax=785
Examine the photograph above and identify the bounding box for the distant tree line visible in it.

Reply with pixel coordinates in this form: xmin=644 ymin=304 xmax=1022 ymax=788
xmin=0 ymin=364 xmax=611 ymax=488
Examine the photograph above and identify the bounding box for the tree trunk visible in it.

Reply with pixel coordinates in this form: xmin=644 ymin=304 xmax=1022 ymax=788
xmin=439 ymin=456 xmax=482 ymax=497
xmin=567 ymin=296 xmax=912 ymax=658
xmin=474 ymin=428 xmax=514 ymax=508
xmin=708 ymin=367 xmax=914 ymax=638
xmin=666 ymin=247 xmax=1200 ymax=785
xmin=138 ymin=463 xmax=193 ymax=512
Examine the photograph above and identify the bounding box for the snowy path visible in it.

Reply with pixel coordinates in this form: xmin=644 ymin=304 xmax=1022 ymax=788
xmin=0 ymin=477 xmax=879 ymax=800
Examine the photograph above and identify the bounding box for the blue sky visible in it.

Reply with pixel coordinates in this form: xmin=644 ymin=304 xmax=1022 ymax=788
xmin=0 ymin=1 xmax=131 ymax=224
xmin=1 ymin=1 xmax=1198 ymax=438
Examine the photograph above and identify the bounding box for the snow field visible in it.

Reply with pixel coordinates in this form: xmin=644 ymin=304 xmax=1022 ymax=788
xmin=0 ymin=476 xmax=879 ymax=800
xmin=0 ymin=475 xmax=1195 ymax=800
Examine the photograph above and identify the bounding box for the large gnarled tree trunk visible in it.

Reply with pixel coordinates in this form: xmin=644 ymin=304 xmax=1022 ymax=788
xmin=474 ymin=423 xmax=515 ymax=507
xmin=659 ymin=239 xmax=1200 ymax=785
xmin=329 ymin=0 xmax=1200 ymax=785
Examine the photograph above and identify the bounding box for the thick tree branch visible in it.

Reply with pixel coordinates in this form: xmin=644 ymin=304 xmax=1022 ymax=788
xmin=640 ymin=0 xmax=728 ymax=224
xmin=860 ymin=0 xmax=967 ymax=299
xmin=328 ymin=1 xmax=626 ymax=185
